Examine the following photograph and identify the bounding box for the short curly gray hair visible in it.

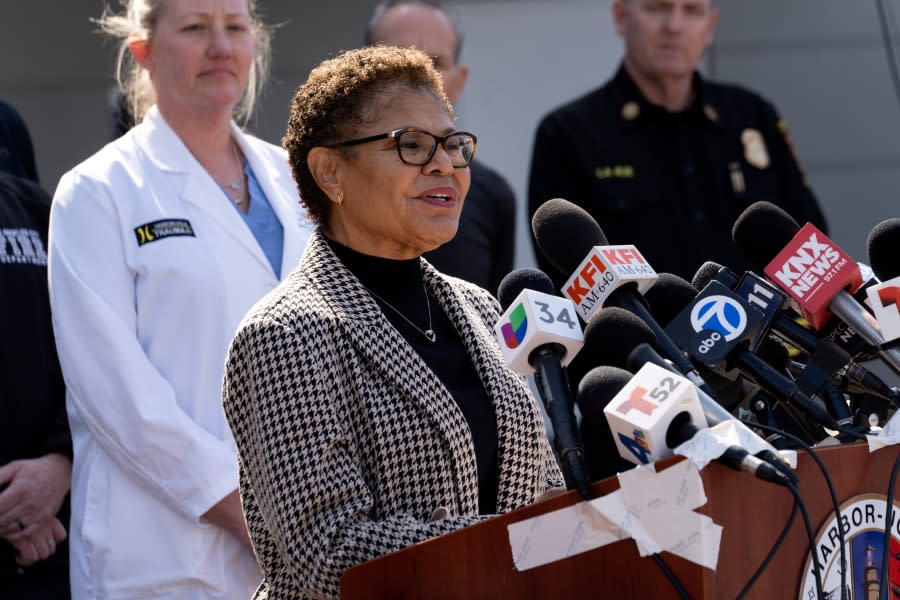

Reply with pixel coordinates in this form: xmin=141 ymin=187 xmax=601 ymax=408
xmin=283 ymin=46 xmax=453 ymax=226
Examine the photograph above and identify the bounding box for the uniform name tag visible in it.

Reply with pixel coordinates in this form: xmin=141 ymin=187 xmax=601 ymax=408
xmin=134 ymin=219 xmax=195 ymax=247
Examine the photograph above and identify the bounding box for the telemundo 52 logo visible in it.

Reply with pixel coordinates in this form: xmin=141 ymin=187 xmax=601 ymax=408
xmin=501 ymin=304 xmax=528 ymax=349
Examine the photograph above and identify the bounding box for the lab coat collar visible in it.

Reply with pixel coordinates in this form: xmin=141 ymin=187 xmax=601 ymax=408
xmin=133 ymin=107 xmax=291 ymax=279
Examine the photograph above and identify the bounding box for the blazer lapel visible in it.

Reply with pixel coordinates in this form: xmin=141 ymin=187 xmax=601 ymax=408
xmin=425 ymin=266 xmax=547 ymax=512
xmin=301 ymin=232 xmax=479 ymax=513
xmin=134 ymin=108 xmax=272 ymax=274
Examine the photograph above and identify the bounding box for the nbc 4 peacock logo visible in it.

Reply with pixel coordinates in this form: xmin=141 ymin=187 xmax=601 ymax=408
xmin=618 ymin=428 xmax=652 ymax=465
xmin=500 ymin=303 xmax=528 ymax=349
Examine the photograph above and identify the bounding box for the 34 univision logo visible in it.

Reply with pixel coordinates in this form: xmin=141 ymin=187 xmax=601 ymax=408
xmin=501 ymin=304 xmax=528 ymax=349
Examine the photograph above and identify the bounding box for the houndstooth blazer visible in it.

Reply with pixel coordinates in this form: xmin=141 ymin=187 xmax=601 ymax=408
xmin=223 ymin=231 xmax=563 ymax=600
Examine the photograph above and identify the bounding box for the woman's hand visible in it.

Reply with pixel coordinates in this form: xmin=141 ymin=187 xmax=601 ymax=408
xmin=429 ymin=506 xmax=451 ymax=521
xmin=0 ymin=453 xmax=71 ymax=539
xmin=535 ymin=486 xmax=568 ymax=503
xmin=201 ymin=489 xmax=254 ymax=552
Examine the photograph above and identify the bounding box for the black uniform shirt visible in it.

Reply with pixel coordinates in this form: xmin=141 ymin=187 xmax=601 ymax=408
xmin=0 ymin=174 xmax=70 ymax=576
xmin=528 ymin=64 xmax=828 ymax=285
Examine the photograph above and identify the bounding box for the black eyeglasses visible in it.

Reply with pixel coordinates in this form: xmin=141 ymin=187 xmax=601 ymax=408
xmin=330 ymin=128 xmax=477 ymax=168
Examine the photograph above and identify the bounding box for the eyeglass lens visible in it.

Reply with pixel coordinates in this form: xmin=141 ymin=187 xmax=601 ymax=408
xmin=398 ymin=131 xmax=475 ymax=167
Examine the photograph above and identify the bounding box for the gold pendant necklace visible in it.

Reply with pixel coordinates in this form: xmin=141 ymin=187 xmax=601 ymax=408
xmin=364 ymin=283 xmax=436 ymax=343
xmin=224 ymin=138 xmax=245 ymax=204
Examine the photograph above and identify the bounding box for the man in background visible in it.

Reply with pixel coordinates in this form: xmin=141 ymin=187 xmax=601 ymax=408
xmin=0 ymin=98 xmax=71 ymax=599
xmin=367 ymin=0 xmax=517 ymax=294
xmin=528 ymin=0 xmax=827 ymax=284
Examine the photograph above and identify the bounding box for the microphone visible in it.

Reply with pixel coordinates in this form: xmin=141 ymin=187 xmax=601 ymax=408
xmin=600 ymin=362 xmax=788 ymax=485
xmin=531 ymin=198 xmax=658 ymax=323
xmin=663 ymin=279 xmax=844 ymax=431
xmin=867 ymin=217 xmax=900 ymax=282
xmin=531 ymin=198 xmax=715 ymax=398
xmin=732 ymin=201 xmax=900 ymax=374
xmin=579 ymin=306 xmax=798 ymax=478
xmin=494 ymin=268 xmax=591 ymax=498
xmin=575 ymin=366 xmax=639 ymax=482
xmin=653 ymin=272 xmax=832 ymax=440
xmin=692 ymin=261 xmax=897 ymax=402
xmin=866 ymin=218 xmax=900 ymax=344
xmin=683 ymin=266 xmax=853 ymax=424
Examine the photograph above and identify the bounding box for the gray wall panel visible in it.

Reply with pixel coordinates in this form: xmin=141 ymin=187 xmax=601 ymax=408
xmin=5 ymin=88 xmax=116 ymax=190
xmin=716 ymin=0 xmax=883 ymax=44
xmin=808 ymin=168 xmax=899 ymax=262
xmin=714 ymin=46 xmax=900 ymax=165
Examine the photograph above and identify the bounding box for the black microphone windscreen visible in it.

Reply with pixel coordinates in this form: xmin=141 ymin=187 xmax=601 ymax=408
xmin=867 ymin=217 xmax=900 ymax=281
xmin=497 ymin=268 xmax=555 ymax=310
xmin=531 ymin=198 xmax=608 ymax=275
xmin=732 ymin=201 xmax=801 ymax=270
xmin=575 ymin=365 xmax=633 ymax=423
xmin=692 ymin=261 xmax=725 ymax=291
xmin=579 ymin=307 xmax=657 ymax=370
xmin=644 ymin=273 xmax=698 ymax=327
xmin=755 ymin=336 xmax=791 ymax=371
xmin=576 ymin=365 xmax=637 ymax=482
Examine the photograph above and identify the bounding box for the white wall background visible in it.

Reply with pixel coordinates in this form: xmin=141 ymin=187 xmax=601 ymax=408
xmin=2 ymin=0 xmax=897 ymax=267
xmin=451 ymin=0 xmax=619 ymax=268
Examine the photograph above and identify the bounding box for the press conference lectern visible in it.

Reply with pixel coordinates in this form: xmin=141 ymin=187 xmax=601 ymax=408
xmin=340 ymin=443 xmax=900 ymax=598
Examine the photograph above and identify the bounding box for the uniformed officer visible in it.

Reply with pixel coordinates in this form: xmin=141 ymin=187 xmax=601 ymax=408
xmin=528 ymin=0 xmax=827 ymax=284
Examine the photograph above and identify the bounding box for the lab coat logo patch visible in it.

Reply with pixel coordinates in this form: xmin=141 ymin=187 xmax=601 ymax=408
xmin=134 ymin=219 xmax=195 ymax=247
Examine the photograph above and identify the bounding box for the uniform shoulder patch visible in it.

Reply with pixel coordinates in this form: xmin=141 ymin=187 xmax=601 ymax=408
xmin=134 ymin=219 xmax=196 ymax=247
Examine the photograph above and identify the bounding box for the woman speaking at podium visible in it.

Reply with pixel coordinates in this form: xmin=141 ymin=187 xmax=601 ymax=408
xmin=222 ymin=46 xmax=563 ymax=599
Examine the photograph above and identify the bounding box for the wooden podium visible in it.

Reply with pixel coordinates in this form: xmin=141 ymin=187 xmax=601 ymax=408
xmin=340 ymin=442 xmax=900 ymax=599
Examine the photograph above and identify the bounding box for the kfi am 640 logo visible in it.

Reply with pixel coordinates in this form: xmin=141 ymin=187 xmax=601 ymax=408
xmin=798 ymin=494 xmax=900 ymax=600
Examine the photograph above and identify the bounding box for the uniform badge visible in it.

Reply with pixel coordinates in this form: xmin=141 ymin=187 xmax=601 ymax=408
xmin=741 ymin=129 xmax=770 ymax=169
xmin=703 ymin=104 xmax=719 ymax=123
xmin=621 ymin=101 xmax=640 ymax=121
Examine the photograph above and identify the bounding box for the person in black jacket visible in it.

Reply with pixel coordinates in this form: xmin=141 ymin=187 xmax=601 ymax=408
xmin=366 ymin=0 xmax=517 ymax=294
xmin=0 ymin=99 xmax=71 ymax=599
xmin=528 ymin=0 xmax=827 ymax=285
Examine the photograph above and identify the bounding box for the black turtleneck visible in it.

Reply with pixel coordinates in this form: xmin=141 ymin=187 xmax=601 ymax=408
xmin=324 ymin=236 xmax=499 ymax=514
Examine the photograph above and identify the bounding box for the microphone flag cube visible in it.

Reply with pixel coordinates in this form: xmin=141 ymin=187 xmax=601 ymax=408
xmin=562 ymin=245 xmax=658 ymax=322
xmin=763 ymin=223 xmax=862 ymax=329
xmin=867 ymin=276 xmax=900 ymax=344
xmin=494 ymin=289 xmax=584 ymax=375
xmin=604 ymin=363 xmax=707 ymax=466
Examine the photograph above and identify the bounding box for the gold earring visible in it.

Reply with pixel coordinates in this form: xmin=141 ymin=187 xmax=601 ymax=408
xmin=336 ymin=192 xmax=344 ymax=205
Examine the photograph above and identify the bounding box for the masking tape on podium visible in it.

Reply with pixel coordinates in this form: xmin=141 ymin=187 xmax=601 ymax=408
xmin=507 ymin=460 xmax=722 ymax=571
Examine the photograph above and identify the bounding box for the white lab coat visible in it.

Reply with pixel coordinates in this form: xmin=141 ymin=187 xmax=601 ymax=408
xmin=48 ymin=106 xmax=313 ymax=599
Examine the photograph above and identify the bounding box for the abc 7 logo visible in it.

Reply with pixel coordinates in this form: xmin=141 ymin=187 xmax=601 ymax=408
xmin=690 ymin=295 xmax=748 ymax=354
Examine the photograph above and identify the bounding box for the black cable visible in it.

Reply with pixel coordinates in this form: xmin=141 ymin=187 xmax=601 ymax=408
xmin=875 ymin=0 xmax=900 ymax=114
xmin=651 ymin=553 xmax=691 ymax=600
xmin=832 ymin=423 xmax=868 ymax=442
xmin=742 ymin=419 xmax=847 ymax=600
xmin=790 ymin=480 xmax=825 ymax=600
xmin=736 ymin=496 xmax=799 ymax=600
xmin=879 ymin=450 xmax=900 ymax=600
